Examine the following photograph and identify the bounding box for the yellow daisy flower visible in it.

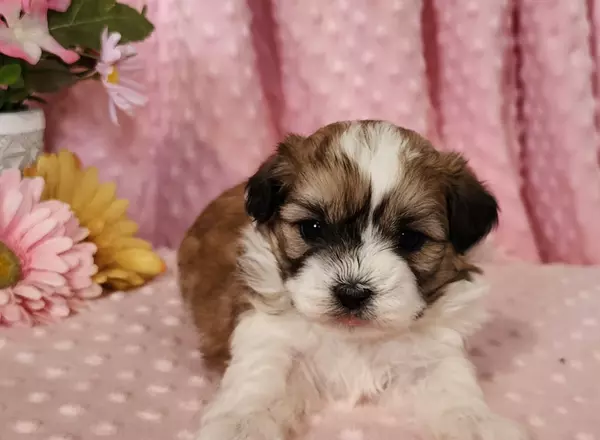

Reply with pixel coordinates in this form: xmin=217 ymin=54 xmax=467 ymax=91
xmin=24 ymin=150 xmax=165 ymax=290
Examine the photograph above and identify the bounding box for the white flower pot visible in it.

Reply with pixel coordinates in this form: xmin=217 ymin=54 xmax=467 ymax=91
xmin=0 ymin=108 xmax=45 ymax=172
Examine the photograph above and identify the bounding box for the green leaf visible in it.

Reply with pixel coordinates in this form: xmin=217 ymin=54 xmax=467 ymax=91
xmin=23 ymin=59 xmax=78 ymax=93
xmin=0 ymin=64 xmax=22 ymax=86
xmin=48 ymin=0 xmax=154 ymax=51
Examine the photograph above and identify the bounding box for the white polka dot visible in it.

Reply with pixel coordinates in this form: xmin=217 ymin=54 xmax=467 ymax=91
xmin=555 ymin=406 xmax=568 ymax=415
xmin=162 ymin=315 xmax=181 ymax=327
xmin=54 ymin=340 xmax=75 ymax=351
xmin=13 ymin=420 xmax=40 ymax=434
xmin=126 ymin=323 xmax=147 ymax=334
xmin=339 ymin=428 xmax=364 ymax=440
xmin=188 ymin=349 xmax=202 ymax=359
xmin=94 ymin=333 xmax=112 ymax=342
xmin=551 ymin=373 xmax=566 ymax=384
xmin=124 ymin=344 xmax=143 ymax=354
xmin=576 ymin=433 xmax=595 ymax=440
xmin=110 ymin=291 xmax=125 ymax=301
xmin=137 ymin=410 xmax=162 ymax=421
xmin=74 ymin=381 xmax=92 ymax=392
xmin=0 ymin=378 xmax=17 ymax=387
xmin=108 ymin=392 xmax=128 ymax=403
xmin=578 ymin=290 xmax=590 ymax=299
xmin=147 ymin=384 xmax=171 ymax=395
xmin=593 ymin=350 xmax=600 ymax=361
xmin=512 ymin=358 xmax=526 ymax=368
xmin=16 ymin=351 xmax=35 ymax=363
xmin=188 ymin=375 xmax=206 ymax=387
xmin=0 ymin=338 xmax=6 ymax=350
xmin=60 ymin=404 xmax=85 ymax=417
xmin=528 ymin=416 xmax=545 ymax=427
xmin=570 ymin=331 xmax=583 ymax=341
xmin=117 ymin=370 xmax=136 ymax=381
xmin=135 ymin=305 xmax=151 ymax=314
xmin=573 ymin=396 xmax=587 ymax=404
xmin=140 ymin=286 xmax=154 ymax=296
xmin=167 ymin=298 xmax=181 ymax=307
xmin=564 ymin=298 xmax=575 ymax=307
xmin=101 ymin=313 xmax=118 ymax=324
xmin=570 ymin=360 xmax=584 ymax=370
xmin=45 ymin=367 xmax=67 ymax=379
xmin=84 ymin=354 xmax=106 ymax=366
xmin=92 ymin=422 xmax=117 ymax=436
xmin=505 ymin=392 xmax=522 ymax=402
xmin=28 ymin=391 xmax=50 ymax=403
xmin=583 ymin=318 xmax=597 ymax=327
xmin=154 ymin=359 xmax=174 ymax=372
xmin=33 ymin=328 xmax=47 ymax=337
xmin=179 ymin=399 xmax=202 ymax=412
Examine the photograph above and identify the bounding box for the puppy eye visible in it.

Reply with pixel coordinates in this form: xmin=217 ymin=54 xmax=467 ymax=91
xmin=298 ymin=220 xmax=323 ymax=242
xmin=397 ymin=229 xmax=427 ymax=252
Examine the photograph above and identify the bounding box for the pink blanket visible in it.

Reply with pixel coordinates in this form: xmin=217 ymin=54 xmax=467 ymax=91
xmin=46 ymin=0 xmax=600 ymax=265
xmin=0 ymin=250 xmax=598 ymax=440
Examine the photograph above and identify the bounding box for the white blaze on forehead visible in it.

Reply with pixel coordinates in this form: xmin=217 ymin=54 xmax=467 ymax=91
xmin=339 ymin=122 xmax=407 ymax=208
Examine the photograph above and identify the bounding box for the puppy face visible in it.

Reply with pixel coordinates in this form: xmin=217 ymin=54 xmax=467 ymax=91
xmin=243 ymin=121 xmax=498 ymax=333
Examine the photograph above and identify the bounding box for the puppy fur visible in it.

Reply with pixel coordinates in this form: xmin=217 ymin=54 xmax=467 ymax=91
xmin=178 ymin=121 xmax=528 ymax=440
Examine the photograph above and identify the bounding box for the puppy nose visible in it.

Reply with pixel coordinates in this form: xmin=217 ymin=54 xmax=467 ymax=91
xmin=333 ymin=284 xmax=373 ymax=310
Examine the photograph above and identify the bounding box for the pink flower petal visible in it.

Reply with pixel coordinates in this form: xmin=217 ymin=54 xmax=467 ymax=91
xmin=1 ymin=189 xmax=23 ymax=230
xmin=67 ymin=274 xmax=93 ymax=290
xmin=31 ymin=236 xmax=73 ymax=256
xmin=14 ymin=284 xmax=42 ymax=300
xmin=0 ymin=170 xmax=98 ymax=327
xmin=1 ymin=304 xmax=23 ymax=322
xmin=29 ymin=252 xmax=69 ymax=273
xmin=26 ymin=270 xmax=66 ymax=287
xmin=24 ymin=299 xmax=45 ymax=311
xmin=78 ymin=283 xmax=102 ymax=299
xmin=0 ymin=289 xmax=11 ymax=305
xmin=0 ymin=169 xmax=21 ymax=192
xmin=48 ymin=300 xmax=70 ymax=318
xmin=12 ymin=207 xmax=51 ymax=239
xmin=21 ymin=218 xmax=58 ymax=250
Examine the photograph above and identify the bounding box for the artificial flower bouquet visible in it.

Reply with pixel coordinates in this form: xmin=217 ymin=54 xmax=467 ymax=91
xmin=0 ymin=150 xmax=165 ymax=327
xmin=0 ymin=0 xmax=153 ymax=123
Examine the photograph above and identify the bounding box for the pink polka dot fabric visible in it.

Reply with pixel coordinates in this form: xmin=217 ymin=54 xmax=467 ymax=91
xmin=0 ymin=251 xmax=599 ymax=440
xmin=46 ymin=0 xmax=600 ymax=264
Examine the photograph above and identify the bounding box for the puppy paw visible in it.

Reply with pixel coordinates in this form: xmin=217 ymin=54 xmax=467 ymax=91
xmin=196 ymin=414 xmax=286 ymax=440
xmin=434 ymin=412 xmax=530 ymax=440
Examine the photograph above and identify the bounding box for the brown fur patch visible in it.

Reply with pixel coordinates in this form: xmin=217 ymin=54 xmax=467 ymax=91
xmin=177 ymin=184 xmax=251 ymax=373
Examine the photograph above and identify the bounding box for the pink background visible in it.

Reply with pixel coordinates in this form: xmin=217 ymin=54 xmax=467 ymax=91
xmin=47 ymin=0 xmax=600 ymax=264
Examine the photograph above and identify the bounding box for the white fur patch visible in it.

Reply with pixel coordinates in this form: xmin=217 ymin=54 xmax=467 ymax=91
xmin=339 ymin=122 xmax=408 ymax=209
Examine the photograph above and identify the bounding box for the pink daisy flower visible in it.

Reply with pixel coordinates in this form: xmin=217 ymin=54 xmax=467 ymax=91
xmin=95 ymin=28 xmax=147 ymax=125
xmin=0 ymin=169 xmax=101 ymax=328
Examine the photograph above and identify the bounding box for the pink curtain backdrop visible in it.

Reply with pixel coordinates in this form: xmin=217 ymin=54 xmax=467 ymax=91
xmin=46 ymin=0 xmax=600 ymax=264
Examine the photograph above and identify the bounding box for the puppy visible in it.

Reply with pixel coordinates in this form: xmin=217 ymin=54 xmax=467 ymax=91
xmin=178 ymin=120 xmax=528 ymax=440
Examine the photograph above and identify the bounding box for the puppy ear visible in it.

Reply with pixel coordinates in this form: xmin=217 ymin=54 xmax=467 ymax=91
xmin=245 ymin=155 xmax=285 ymax=223
xmin=443 ymin=153 xmax=499 ymax=254
xmin=244 ymin=134 xmax=303 ymax=223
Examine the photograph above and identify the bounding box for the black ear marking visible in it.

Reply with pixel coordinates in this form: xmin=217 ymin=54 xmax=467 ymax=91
xmin=445 ymin=156 xmax=499 ymax=254
xmin=244 ymin=134 xmax=304 ymax=224
xmin=244 ymin=156 xmax=285 ymax=223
